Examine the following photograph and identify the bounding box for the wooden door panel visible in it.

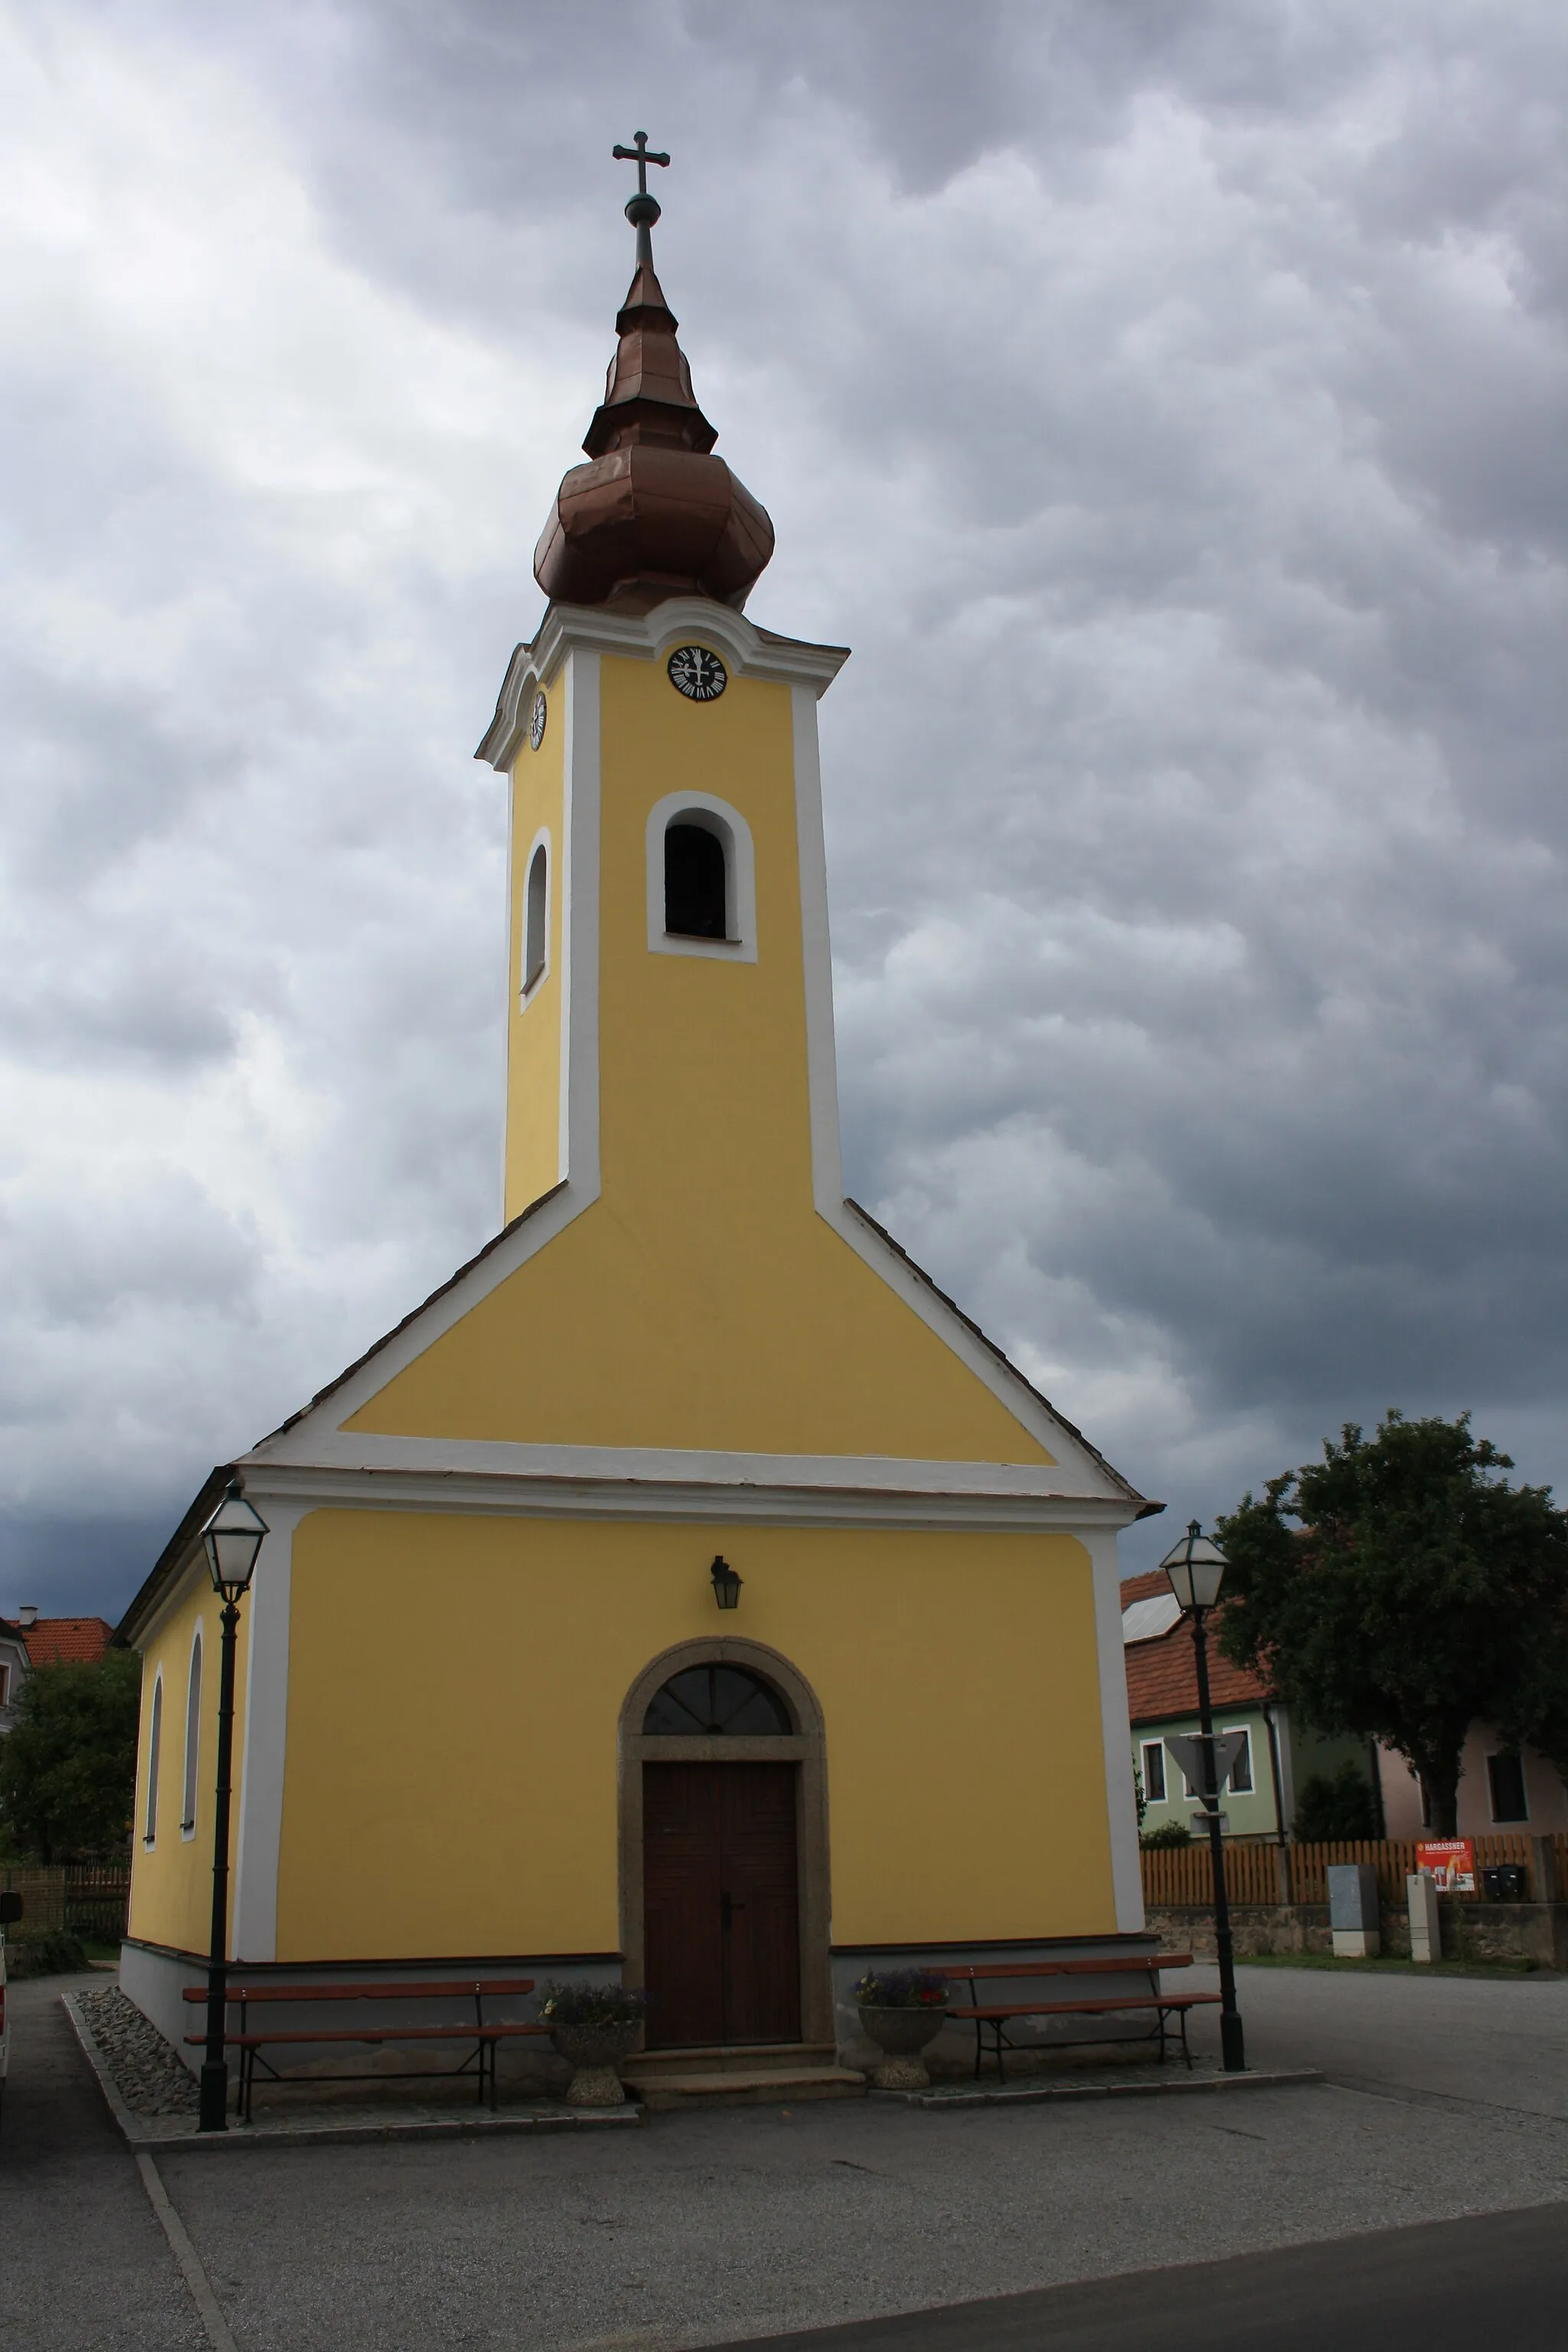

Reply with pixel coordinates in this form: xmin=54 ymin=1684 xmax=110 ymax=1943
xmin=642 ymin=1759 xmax=801 ymax=2049
xmin=643 ymin=1763 xmax=723 ymax=2048
xmin=721 ymin=1763 xmax=801 ymax=2043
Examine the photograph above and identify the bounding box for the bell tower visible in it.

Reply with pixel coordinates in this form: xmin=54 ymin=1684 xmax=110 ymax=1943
xmin=482 ymin=136 xmax=846 ymax=1248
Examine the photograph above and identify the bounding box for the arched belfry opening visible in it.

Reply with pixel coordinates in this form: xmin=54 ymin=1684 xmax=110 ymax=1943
xmin=523 ymin=841 xmax=548 ymax=992
xmin=619 ymin=1640 xmax=831 ymax=2050
xmin=665 ymin=818 xmax=728 ymax=939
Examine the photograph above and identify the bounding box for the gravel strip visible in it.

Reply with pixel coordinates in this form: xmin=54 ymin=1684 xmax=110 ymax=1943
xmin=77 ymin=1984 xmax=200 ymax=2120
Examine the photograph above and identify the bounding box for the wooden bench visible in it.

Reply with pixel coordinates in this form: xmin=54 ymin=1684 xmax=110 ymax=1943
xmin=939 ymin=1954 xmax=1220 ymax=2082
xmin=182 ymin=1978 xmax=548 ymax=2120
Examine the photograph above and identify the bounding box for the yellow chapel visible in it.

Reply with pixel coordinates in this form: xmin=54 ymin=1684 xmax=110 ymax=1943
xmin=120 ymin=152 xmax=1160 ymax=2086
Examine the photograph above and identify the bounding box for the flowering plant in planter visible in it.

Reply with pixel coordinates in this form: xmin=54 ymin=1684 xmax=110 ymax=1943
xmin=853 ymin=1967 xmax=949 ymax=2008
xmin=537 ymin=1981 xmax=648 ymax=2027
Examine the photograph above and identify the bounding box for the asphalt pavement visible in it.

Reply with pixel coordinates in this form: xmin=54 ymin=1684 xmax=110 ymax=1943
xmin=0 ymin=1969 xmax=204 ymax=2350
xmin=6 ymin=1959 xmax=1568 ymax=2350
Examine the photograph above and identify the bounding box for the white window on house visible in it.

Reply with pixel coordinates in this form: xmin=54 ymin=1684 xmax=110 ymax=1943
xmin=1226 ymin=1728 xmax=1255 ymax=1794
xmin=1488 ymin=1750 xmax=1528 ymax=1823
xmin=181 ymin=1628 xmax=203 ymax=1835
xmin=522 ymin=841 xmax=548 ymax=995
xmin=144 ymin=1675 xmax=163 ymax=1845
xmin=1141 ymin=1740 xmax=1167 ymax=1802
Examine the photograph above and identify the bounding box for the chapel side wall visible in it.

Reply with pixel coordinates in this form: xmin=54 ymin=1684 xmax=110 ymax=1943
xmin=273 ymin=1510 xmax=1118 ymax=1962
xmin=126 ymin=1570 xmax=249 ymax=1956
xmin=503 ymin=645 xmax=567 ymax=1221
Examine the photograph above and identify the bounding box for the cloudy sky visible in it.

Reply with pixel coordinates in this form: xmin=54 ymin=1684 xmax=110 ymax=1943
xmin=2 ymin=1 xmax=1564 ymax=1619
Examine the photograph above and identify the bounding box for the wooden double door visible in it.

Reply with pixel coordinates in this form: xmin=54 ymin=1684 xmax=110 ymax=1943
xmin=643 ymin=1762 xmax=802 ymax=2049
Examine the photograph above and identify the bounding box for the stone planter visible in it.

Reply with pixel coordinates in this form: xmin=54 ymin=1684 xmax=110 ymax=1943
xmin=549 ymin=2020 xmax=642 ymax=2107
xmin=858 ymin=2002 xmax=949 ymax=2090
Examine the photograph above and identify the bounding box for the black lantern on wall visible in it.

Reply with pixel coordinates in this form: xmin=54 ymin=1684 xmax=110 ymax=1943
xmin=710 ymin=1555 xmax=743 ymax=1610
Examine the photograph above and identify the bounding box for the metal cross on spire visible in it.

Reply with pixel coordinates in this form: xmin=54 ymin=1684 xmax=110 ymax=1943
xmin=612 ymin=129 xmax=671 ymax=266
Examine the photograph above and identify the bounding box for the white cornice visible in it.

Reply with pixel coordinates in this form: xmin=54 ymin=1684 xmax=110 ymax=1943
xmin=477 ymin=598 xmax=851 ymax=770
xmin=240 ymin=1431 xmax=1129 ymax=1498
xmin=230 ymin=1455 xmax=1145 ymax=1535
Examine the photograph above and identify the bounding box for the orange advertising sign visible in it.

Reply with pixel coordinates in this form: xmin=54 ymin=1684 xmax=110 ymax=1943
xmin=1416 ymin=1838 xmax=1475 ymax=1893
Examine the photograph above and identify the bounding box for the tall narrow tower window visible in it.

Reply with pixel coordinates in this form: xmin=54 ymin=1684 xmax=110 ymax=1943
xmin=665 ymin=821 xmax=728 ymax=939
xmin=645 ymin=791 xmax=757 ymax=962
xmin=523 ymin=841 xmax=549 ymax=995
xmin=144 ymin=1674 xmax=163 ymax=1845
xmin=181 ymin=1628 xmax=203 ymax=1834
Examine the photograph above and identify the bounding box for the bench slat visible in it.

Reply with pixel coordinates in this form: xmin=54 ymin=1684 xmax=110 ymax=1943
xmin=940 ymin=1955 xmax=1193 ymax=1981
xmin=181 ymin=1978 xmax=536 ymax=2004
xmin=185 ymin=2023 xmax=550 ymax=2048
xmin=946 ymin=1993 xmax=1221 ymax=2020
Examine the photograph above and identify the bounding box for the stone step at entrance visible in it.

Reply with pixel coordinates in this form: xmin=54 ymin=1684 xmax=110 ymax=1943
xmin=622 ymin=2043 xmax=867 ymax=2112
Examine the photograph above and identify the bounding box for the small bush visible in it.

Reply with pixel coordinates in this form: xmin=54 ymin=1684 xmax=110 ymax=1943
xmin=1140 ymin=1821 xmax=1193 ymax=1850
xmin=1292 ymin=1760 xmax=1379 ymax=1842
xmin=536 ymin=1980 xmax=647 ymax=2027
xmin=6 ymin=1930 xmax=89 ymax=1978
xmin=854 ymin=1967 xmax=949 ymax=2007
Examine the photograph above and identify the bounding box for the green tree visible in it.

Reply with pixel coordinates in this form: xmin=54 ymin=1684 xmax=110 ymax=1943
xmin=1216 ymin=1411 xmax=1568 ymax=1837
xmin=0 ymin=1649 xmax=142 ymax=1861
xmin=1291 ymin=1760 xmax=1380 ymax=1843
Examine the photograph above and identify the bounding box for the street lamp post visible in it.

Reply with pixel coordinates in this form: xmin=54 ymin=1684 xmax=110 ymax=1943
xmin=196 ymin=1477 xmax=269 ymax=2132
xmin=1161 ymin=1518 xmax=1246 ymax=2074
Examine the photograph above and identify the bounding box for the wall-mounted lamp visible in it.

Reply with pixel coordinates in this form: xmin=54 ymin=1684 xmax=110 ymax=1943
xmin=710 ymin=1554 xmax=743 ymax=1610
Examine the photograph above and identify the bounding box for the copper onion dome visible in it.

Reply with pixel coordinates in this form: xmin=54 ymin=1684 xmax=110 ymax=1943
xmin=533 ymin=136 xmax=774 ymax=611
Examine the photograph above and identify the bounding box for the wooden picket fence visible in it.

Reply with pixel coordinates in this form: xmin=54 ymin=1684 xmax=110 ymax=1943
xmin=0 ymin=1860 xmax=132 ymax=1941
xmin=1140 ymin=1831 xmax=1566 ymax=1910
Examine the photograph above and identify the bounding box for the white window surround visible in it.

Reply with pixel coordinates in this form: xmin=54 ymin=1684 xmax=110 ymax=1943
xmin=645 ymin=790 xmax=758 ymax=963
xmin=1140 ymin=1740 xmax=1167 ymax=1803
xmin=1224 ymin=1724 xmax=1254 ymax=1795
xmin=144 ymin=1673 xmax=163 ymax=1847
xmin=519 ymin=828 xmax=551 ymax=1004
xmin=181 ymin=1622 xmax=204 ymax=1838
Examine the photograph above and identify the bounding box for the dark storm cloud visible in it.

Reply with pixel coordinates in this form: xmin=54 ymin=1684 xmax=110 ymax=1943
xmin=1 ymin=0 xmax=1564 ymax=1611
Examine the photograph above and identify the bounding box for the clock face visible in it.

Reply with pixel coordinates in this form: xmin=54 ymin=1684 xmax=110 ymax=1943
xmin=528 ymin=691 xmax=547 ymax=750
xmin=667 ymin=645 xmax=727 ymax=702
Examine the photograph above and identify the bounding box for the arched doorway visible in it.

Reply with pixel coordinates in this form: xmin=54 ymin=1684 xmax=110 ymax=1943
xmin=619 ymin=1639 xmax=831 ymax=2050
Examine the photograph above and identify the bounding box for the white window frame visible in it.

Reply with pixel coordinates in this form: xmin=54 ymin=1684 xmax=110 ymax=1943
xmin=0 ymin=1662 xmax=9 ymax=1707
xmin=143 ymin=1673 xmax=164 ymax=1847
xmin=1223 ymin=1724 xmax=1255 ymax=1796
xmin=181 ymin=1622 xmax=204 ymax=1838
xmin=645 ymin=790 xmax=758 ymax=963
xmin=1140 ymin=1739 xmax=1168 ymax=1803
xmin=519 ymin=828 xmax=551 ymax=1004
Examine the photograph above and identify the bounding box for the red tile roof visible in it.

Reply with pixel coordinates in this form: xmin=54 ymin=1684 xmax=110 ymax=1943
xmin=14 ymin=1617 xmax=114 ymax=1668
xmin=1120 ymin=1569 xmax=1270 ymax=1724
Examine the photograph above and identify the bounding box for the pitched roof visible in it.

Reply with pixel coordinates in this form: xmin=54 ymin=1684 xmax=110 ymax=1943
xmin=15 ymin=1616 xmax=115 ymax=1668
xmin=1119 ymin=1567 xmax=1271 ymax=1723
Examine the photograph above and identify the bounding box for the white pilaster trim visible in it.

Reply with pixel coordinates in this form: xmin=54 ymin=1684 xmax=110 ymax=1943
xmin=645 ymin=790 xmax=759 ymax=962
xmin=561 ymin=648 xmax=601 ymax=1194
xmin=792 ymin=684 xmax=845 ymax=1208
xmin=1086 ymin=1526 xmax=1145 ymax=1933
xmin=231 ymin=1499 xmax=309 ymax=1965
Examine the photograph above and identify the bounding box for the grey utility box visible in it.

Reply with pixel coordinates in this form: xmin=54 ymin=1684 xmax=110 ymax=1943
xmin=1328 ymin=1863 xmax=1381 ymax=1957
xmin=1407 ymin=1870 xmax=1442 ymax=1963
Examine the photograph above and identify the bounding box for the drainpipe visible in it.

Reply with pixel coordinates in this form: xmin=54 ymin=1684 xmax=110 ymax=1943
xmin=1263 ymin=1702 xmax=1292 ymax=1906
xmin=1367 ymin=1738 xmax=1387 ymax=1839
